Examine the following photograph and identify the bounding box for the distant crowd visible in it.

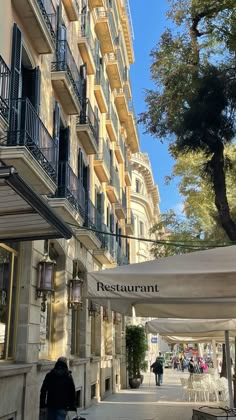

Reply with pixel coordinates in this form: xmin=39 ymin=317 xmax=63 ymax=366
xmin=172 ymin=355 xmax=213 ymax=374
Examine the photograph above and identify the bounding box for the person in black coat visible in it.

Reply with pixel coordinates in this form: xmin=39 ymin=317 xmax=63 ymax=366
xmin=151 ymin=357 xmax=164 ymax=386
xmin=40 ymin=357 xmax=76 ymax=420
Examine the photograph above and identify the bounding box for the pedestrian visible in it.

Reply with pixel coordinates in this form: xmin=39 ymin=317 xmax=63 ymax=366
xmin=188 ymin=357 xmax=195 ymax=375
xmin=151 ymin=357 xmax=164 ymax=386
xmin=39 ymin=357 xmax=76 ymax=420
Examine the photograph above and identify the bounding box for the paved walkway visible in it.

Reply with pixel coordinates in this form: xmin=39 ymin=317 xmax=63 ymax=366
xmin=78 ymin=370 xmax=221 ymax=420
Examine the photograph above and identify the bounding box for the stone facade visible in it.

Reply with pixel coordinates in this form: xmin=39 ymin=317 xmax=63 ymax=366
xmin=0 ymin=0 xmax=137 ymax=418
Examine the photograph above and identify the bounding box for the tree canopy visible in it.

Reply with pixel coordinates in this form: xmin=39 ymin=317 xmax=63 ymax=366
xmin=140 ymin=0 xmax=236 ymax=241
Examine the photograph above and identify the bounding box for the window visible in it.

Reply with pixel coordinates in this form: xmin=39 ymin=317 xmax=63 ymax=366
xmin=91 ymin=384 xmax=96 ymax=399
xmin=139 ymin=221 xmax=144 ymax=236
xmin=135 ymin=179 xmax=141 ymax=193
xmin=105 ymin=378 xmax=110 ymax=392
xmin=0 ymin=243 xmax=18 ymax=360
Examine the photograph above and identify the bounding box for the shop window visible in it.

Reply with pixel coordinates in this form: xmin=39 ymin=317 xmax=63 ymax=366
xmin=0 ymin=244 xmax=18 ymax=360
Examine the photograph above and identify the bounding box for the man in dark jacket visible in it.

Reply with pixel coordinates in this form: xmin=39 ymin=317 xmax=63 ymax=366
xmin=151 ymin=357 xmax=164 ymax=386
xmin=40 ymin=357 xmax=76 ymax=420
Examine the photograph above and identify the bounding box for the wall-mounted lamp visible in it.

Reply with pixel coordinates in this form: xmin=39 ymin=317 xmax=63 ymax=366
xmin=36 ymin=253 xmax=55 ymax=312
xmin=103 ymin=307 xmax=109 ymax=322
xmin=68 ymin=261 xmax=83 ymax=308
xmin=88 ymin=301 xmax=99 ymax=317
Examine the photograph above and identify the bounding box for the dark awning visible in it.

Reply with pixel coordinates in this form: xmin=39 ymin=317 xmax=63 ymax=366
xmin=0 ymin=166 xmax=73 ymax=241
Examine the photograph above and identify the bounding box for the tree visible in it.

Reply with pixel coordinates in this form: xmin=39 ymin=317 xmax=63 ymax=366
xmin=140 ymin=0 xmax=236 ymax=240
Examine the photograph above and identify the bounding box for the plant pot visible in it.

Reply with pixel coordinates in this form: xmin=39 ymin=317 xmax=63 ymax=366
xmin=129 ymin=377 xmax=142 ymax=389
xmin=139 ymin=374 xmax=144 ymax=384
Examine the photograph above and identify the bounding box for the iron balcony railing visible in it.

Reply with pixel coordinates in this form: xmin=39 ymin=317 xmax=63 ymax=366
xmin=118 ymin=135 xmax=125 ymax=158
xmin=0 ymin=56 xmax=10 ymax=122
xmin=6 ymin=98 xmax=58 ymax=182
xmin=107 ymin=104 xmax=118 ymax=136
xmin=37 ymin=0 xmax=56 ymax=42
xmin=126 ymin=208 xmax=134 ymax=227
xmin=80 ymin=13 xmax=95 ymax=59
xmin=56 ymin=161 xmax=85 ymax=219
xmin=101 ymin=224 xmax=116 ymax=257
xmin=107 ymin=9 xmax=117 ymax=46
xmin=110 ymin=167 xmax=120 ymax=194
xmin=125 ymin=159 xmax=132 ymax=179
xmin=77 ymin=98 xmax=99 ymax=145
xmin=96 ymin=138 xmax=111 ymax=171
xmin=52 ymin=40 xmax=82 ymax=104
xmin=84 ymin=197 xmax=103 ymax=242
xmin=120 ymin=188 xmax=127 ymax=209
xmin=95 ymin=67 xmax=109 ymax=105
xmin=116 ymin=243 xmax=129 ymax=266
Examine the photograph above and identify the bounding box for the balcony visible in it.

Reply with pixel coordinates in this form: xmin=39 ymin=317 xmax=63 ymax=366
xmin=76 ymin=99 xmax=99 ymax=155
xmin=125 ymin=103 xmax=140 ymax=153
xmin=114 ymin=87 xmax=129 ymax=122
xmin=116 ymin=243 xmax=129 ymax=266
xmin=93 ymin=8 xmax=115 ymax=55
xmin=51 ymin=40 xmax=82 ymax=115
xmin=0 ymin=98 xmax=58 ymax=194
xmin=78 ymin=13 xmax=96 ymax=75
xmin=12 ymin=0 xmax=56 ymax=54
xmin=48 ymin=161 xmax=85 ymax=225
xmin=125 ymin=208 xmax=134 ymax=235
xmin=88 ymin=0 xmax=104 ymax=9
xmin=106 ymin=104 xmax=118 ymax=142
xmin=94 ymin=68 xmax=109 ymax=113
xmin=114 ymin=135 xmax=125 ymax=164
xmin=125 ymin=159 xmax=132 ymax=186
xmin=76 ymin=198 xmax=102 ymax=249
xmin=62 ymin=0 xmax=80 ymax=21
xmin=0 ymin=56 xmax=10 ymax=134
xmin=114 ymin=188 xmax=126 ymax=220
xmin=93 ymin=224 xmax=116 ymax=265
xmin=94 ymin=138 xmax=110 ymax=182
xmin=105 ymin=49 xmax=123 ymax=90
xmin=106 ymin=167 xmax=120 ymax=203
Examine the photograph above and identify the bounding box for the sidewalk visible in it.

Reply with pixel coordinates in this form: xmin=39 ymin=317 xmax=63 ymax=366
xmin=78 ymin=370 xmax=213 ymax=420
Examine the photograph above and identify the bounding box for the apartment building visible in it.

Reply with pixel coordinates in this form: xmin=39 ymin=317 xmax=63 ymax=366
xmin=0 ymin=0 xmax=139 ymax=418
xmin=129 ymin=152 xmax=161 ymax=362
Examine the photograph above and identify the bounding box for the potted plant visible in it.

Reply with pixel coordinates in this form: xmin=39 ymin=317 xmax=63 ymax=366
xmin=126 ymin=325 xmax=148 ymax=388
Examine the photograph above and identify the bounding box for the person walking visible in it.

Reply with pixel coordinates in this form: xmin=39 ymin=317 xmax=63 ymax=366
xmin=40 ymin=357 xmax=76 ymax=420
xmin=151 ymin=357 xmax=164 ymax=386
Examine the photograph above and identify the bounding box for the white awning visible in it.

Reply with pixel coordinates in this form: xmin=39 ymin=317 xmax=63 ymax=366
xmin=87 ymin=245 xmax=236 ymax=318
xmin=0 ymin=166 xmax=72 ymax=241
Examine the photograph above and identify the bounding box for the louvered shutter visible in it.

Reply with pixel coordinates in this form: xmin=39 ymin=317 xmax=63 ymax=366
xmin=9 ymin=24 xmax=22 ymax=142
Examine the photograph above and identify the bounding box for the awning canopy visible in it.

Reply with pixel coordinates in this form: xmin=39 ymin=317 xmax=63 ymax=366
xmin=145 ymin=318 xmax=236 ymax=336
xmin=0 ymin=166 xmax=72 ymax=241
xmin=87 ymin=245 xmax=236 ymax=318
xmin=145 ymin=318 xmax=236 ymax=344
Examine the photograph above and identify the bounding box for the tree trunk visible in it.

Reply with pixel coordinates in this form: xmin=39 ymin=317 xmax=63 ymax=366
xmin=211 ymin=145 xmax=236 ymax=240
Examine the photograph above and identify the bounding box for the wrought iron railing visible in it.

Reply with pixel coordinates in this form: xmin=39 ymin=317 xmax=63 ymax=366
xmin=116 ymin=243 xmax=129 ymax=266
xmin=126 ymin=208 xmax=134 ymax=227
xmin=77 ymin=98 xmax=99 ymax=145
xmin=52 ymin=40 xmax=82 ymax=105
xmin=56 ymin=161 xmax=85 ymax=218
xmin=121 ymin=188 xmax=127 ymax=209
xmin=118 ymin=135 xmax=125 ymax=158
xmin=6 ymin=98 xmax=58 ymax=182
xmin=107 ymin=9 xmax=117 ymax=45
xmin=110 ymin=167 xmax=120 ymax=195
xmin=0 ymin=56 xmax=10 ymax=122
xmin=101 ymin=224 xmax=116 ymax=257
xmin=95 ymin=138 xmax=111 ymax=172
xmin=80 ymin=13 xmax=95 ymax=60
xmin=95 ymin=67 xmax=109 ymax=105
xmin=37 ymin=0 xmax=56 ymax=42
xmin=107 ymin=104 xmax=118 ymax=136
xmin=84 ymin=197 xmax=103 ymax=242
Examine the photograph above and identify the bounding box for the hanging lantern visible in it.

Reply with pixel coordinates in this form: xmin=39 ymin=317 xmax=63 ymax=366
xmin=88 ymin=301 xmax=98 ymax=317
xmin=68 ymin=275 xmax=83 ymax=308
xmin=36 ymin=254 xmax=55 ymax=312
xmin=103 ymin=307 xmax=109 ymax=322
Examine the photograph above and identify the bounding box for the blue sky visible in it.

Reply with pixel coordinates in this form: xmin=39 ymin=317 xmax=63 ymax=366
xmin=129 ymin=0 xmax=183 ymax=215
